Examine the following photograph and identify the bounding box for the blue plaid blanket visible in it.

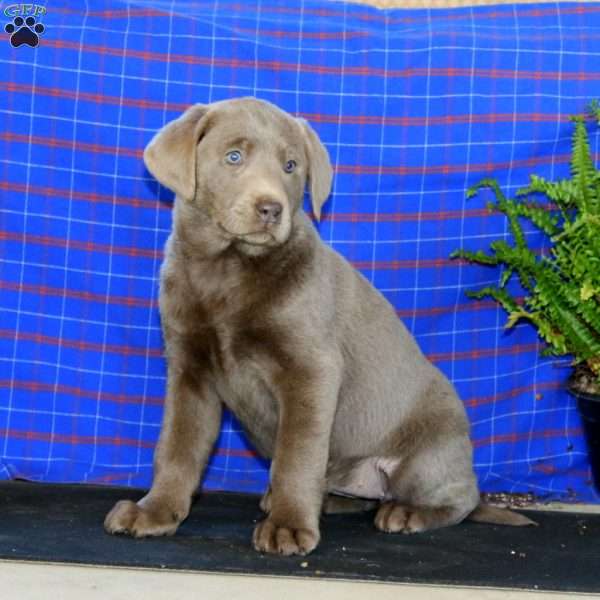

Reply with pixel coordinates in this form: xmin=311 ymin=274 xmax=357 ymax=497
xmin=1 ymin=0 xmax=599 ymax=501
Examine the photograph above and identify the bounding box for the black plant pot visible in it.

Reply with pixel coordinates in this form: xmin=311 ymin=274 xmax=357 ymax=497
xmin=567 ymin=372 xmax=600 ymax=494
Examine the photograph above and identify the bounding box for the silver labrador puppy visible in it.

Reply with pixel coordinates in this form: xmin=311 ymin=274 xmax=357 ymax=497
xmin=104 ymin=97 xmax=534 ymax=556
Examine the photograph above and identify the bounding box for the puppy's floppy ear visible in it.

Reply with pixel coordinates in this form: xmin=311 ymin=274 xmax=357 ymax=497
xmin=297 ymin=118 xmax=333 ymax=221
xmin=143 ymin=103 xmax=210 ymax=201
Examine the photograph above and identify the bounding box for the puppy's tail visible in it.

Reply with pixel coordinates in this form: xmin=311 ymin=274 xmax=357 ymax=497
xmin=467 ymin=503 xmax=538 ymax=527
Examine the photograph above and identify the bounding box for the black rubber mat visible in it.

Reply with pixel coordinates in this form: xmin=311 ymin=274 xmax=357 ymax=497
xmin=1 ymin=481 xmax=599 ymax=592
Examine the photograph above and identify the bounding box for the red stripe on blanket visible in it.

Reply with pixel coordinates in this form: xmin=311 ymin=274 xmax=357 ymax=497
xmin=0 ymin=329 xmax=163 ymax=358
xmin=465 ymin=381 xmax=562 ymax=409
xmin=232 ymin=27 xmax=369 ymax=40
xmin=60 ymin=3 xmax=597 ymax=27
xmin=472 ymin=427 xmax=583 ymax=449
xmin=0 ymin=181 xmax=167 ymax=212
xmin=0 ymin=428 xmax=156 ymax=449
xmin=0 ymin=132 xmax=142 ymax=158
xmin=2 ymin=380 xmax=163 ymax=406
xmin=3 ymin=132 xmax=585 ymax=176
xmin=428 ymin=344 xmax=540 ymax=364
xmin=0 ymin=231 xmax=161 ymax=260
xmin=0 ymin=83 xmax=572 ymax=126
xmin=0 ymin=328 xmax=540 ymax=362
xmin=40 ymin=39 xmax=600 ymax=81
xmin=0 ymin=280 xmax=157 ymax=309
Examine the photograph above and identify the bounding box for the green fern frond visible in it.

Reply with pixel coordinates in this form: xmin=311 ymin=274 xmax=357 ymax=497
xmin=466 ymin=286 xmax=520 ymax=312
xmin=467 ymin=178 xmax=505 ymax=200
xmin=466 ymin=179 xmax=528 ymax=249
xmin=512 ymin=201 xmax=560 ymax=237
xmin=453 ymin=105 xmax=600 ymax=370
xmin=517 ymin=176 xmax=575 ymax=222
xmin=533 ymin=265 xmax=600 ymax=343
xmin=493 ymin=197 xmax=527 ymax=251
xmin=450 ymin=249 xmax=500 ymax=266
xmin=570 ymin=117 xmax=597 ymax=213
xmin=500 ymin=267 xmax=514 ymax=287
xmin=488 ymin=241 xmax=537 ymax=291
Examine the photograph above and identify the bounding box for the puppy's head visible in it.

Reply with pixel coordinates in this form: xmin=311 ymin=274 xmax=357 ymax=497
xmin=144 ymin=97 xmax=333 ymax=250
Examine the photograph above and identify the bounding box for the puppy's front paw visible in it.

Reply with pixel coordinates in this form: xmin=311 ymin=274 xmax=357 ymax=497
xmin=252 ymin=516 xmax=319 ymax=556
xmin=104 ymin=499 xmax=183 ymax=538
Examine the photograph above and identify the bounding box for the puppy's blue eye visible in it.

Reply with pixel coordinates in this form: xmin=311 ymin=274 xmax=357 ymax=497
xmin=226 ymin=150 xmax=242 ymax=164
xmin=284 ymin=159 xmax=297 ymax=173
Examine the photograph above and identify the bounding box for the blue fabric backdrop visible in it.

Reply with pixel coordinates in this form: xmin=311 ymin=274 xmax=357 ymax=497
xmin=1 ymin=0 xmax=599 ymax=501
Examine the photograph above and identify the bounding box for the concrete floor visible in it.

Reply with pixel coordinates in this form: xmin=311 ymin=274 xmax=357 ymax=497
xmin=1 ymin=561 xmax=597 ymax=600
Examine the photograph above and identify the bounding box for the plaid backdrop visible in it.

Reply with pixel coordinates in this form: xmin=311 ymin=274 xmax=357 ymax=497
xmin=1 ymin=0 xmax=599 ymax=501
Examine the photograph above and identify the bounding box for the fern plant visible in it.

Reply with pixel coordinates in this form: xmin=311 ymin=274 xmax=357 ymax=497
xmin=452 ymin=103 xmax=600 ymax=390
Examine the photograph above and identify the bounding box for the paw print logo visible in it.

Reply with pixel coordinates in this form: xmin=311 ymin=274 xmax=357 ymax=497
xmin=5 ymin=15 xmax=45 ymax=48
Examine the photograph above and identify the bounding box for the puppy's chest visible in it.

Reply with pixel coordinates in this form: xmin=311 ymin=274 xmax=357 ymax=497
xmin=177 ymin=293 xmax=279 ymax=381
xmin=180 ymin=306 xmax=280 ymax=454
xmin=163 ymin=255 xmax=284 ymax=430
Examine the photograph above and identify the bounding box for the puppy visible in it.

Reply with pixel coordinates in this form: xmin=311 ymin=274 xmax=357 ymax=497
xmin=104 ymin=97 xmax=534 ymax=556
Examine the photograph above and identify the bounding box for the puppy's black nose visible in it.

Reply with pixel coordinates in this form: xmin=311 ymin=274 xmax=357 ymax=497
xmin=256 ymin=200 xmax=283 ymax=224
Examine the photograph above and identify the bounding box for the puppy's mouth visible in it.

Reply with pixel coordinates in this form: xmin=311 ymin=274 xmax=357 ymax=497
xmin=217 ymin=222 xmax=277 ymax=246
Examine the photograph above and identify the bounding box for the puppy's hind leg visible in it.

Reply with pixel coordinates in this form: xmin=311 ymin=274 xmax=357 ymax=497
xmin=374 ymin=499 xmax=474 ymax=534
xmin=374 ymin=438 xmax=480 ymax=535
